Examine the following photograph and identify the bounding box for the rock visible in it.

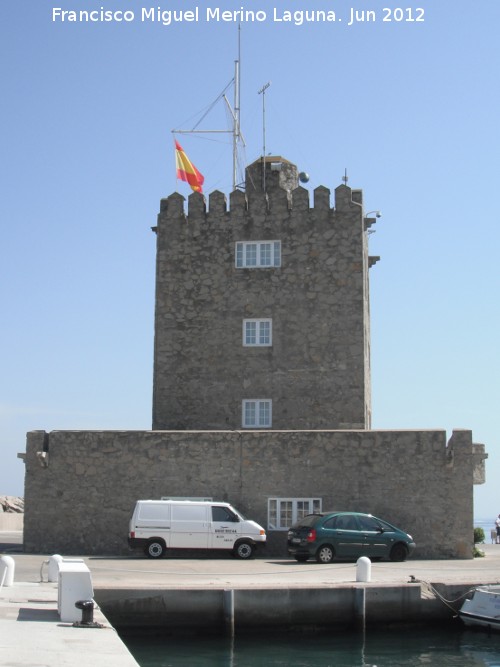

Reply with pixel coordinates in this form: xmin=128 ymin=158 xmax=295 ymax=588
xmin=0 ymin=496 xmax=24 ymax=513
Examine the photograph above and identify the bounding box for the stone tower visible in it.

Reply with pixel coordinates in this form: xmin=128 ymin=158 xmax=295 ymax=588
xmin=152 ymin=156 xmax=379 ymax=431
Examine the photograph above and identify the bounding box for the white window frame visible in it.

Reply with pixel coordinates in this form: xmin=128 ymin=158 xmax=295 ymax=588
xmin=235 ymin=241 xmax=281 ymax=268
xmin=267 ymin=498 xmax=322 ymax=531
xmin=242 ymin=399 xmax=272 ymax=428
xmin=243 ymin=319 xmax=272 ymax=347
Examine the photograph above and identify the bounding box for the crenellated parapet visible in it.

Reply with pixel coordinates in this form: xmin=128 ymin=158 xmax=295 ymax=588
xmin=155 ymin=179 xmax=374 ymax=241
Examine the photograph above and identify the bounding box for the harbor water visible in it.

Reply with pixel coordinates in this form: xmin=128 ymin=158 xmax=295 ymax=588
xmin=121 ymin=626 xmax=500 ymax=667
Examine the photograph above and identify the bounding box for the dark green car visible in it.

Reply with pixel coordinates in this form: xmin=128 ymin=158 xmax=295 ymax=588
xmin=287 ymin=511 xmax=415 ymax=563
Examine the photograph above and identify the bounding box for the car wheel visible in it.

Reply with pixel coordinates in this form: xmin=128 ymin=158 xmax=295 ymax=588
xmin=390 ymin=543 xmax=408 ymax=562
xmin=234 ymin=541 xmax=254 ymax=559
xmin=145 ymin=539 xmax=166 ymax=559
xmin=316 ymin=545 xmax=335 ymax=564
xmin=295 ymin=555 xmax=309 ymax=563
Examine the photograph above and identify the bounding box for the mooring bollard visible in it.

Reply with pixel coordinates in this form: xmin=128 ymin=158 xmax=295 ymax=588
xmin=356 ymin=556 xmax=371 ymax=583
xmin=75 ymin=599 xmax=95 ymax=624
xmin=73 ymin=599 xmax=104 ymax=628
xmin=48 ymin=554 xmax=63 ymax=582
xmin=0 ymin=555 xmax=15 ymax=587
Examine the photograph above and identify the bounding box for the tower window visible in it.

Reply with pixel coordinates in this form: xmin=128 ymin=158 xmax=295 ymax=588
xmin=235 ymin=241 xmax=281 ymax=268
xmin=242 ymin=399 xmax=272 ymax=428
xmin=243 ymin=319 xmax=272 ymax=346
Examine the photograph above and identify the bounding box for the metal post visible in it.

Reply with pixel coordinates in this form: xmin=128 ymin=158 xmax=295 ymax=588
xmin=258 ymin=82 xmax=271 ymax=192
xmin=232 ymin=25 xmax=241 ymax=191
xmin=354 ymin=586 xmax=366 ymax=633
xmin=223 ymin=589 xmax=235 ymax=637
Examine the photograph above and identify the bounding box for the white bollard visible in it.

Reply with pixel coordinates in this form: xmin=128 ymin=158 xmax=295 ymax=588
xmin=356 ymin=556 xmax=371 ymax=582
xmin=48 ymin=554 xmax=63 ymax=582
xmin=0 ymin=555 xmax=15 ymax=587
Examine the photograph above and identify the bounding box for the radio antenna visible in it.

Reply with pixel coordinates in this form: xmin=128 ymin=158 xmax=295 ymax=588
xmin=258 ymin=81 xmax=271 ymax=191
xmin=172 ymin=26 xmax=246 ymax=191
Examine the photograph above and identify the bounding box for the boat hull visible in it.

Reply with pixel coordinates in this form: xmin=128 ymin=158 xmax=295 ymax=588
xmin=459 ymin=586 xmax=500 ymax=630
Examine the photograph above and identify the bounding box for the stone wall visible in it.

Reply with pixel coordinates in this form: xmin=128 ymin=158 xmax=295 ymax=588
xmin=152 ymin=168 xmax=375 ymax=431
xmin=0 ymin=513 xmax=24 ymax=531
xmin=22 ymin=428 xmax=484 ymax=559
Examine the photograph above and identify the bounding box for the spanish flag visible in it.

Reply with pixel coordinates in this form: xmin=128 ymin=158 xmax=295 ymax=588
xmin=175 ymin=140 xmax=204 ymax=193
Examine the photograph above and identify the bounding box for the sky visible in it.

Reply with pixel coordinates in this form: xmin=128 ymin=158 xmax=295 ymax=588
xmin=1 ymin=0 xmax=498 ymax=520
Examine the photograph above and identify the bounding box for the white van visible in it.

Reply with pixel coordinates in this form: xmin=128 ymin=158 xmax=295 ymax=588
xmin=128 ymin=500 xmax=266 ymax=559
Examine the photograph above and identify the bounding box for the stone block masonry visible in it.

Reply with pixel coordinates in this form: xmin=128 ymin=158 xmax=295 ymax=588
xmin=22 ymin=428 xmax=486 ymax=559
xmin=152 ymin=158 xmax=375 ymax=432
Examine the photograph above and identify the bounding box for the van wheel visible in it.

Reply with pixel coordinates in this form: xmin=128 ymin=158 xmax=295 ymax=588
xmin=145 ymin=539 xmax=166 ymax=559
xmin=316 ymin=545 xmax=335 ymax=564
xmin=234 ymin=541 xmax=254 ymax=559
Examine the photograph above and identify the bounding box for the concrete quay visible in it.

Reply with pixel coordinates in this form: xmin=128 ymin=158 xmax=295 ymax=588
xmin=2 ymin=533 xmax=500 ymax=665
xmin=0 ymin=535 xmax=140 ymax=667
xmin=0 ymin=581 xmax=140 ymax=667
xmin=89 ymin=543 xmax=500 ymax=632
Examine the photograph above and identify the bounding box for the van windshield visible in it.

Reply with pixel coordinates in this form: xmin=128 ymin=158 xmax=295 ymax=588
xmin=231 ymin=507 xmax=246 ymax=521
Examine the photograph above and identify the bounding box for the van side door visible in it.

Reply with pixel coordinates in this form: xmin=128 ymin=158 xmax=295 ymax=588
xmin=169 ymin=504 xmax=209 ymax=549
xmin=209 ymin=505 xmax=240 ymax=550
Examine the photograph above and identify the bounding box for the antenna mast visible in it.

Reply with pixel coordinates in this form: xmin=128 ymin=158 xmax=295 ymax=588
xmin=232 ymin=25 xmax=242 ymax=190
xmin=172 ymin=27 xmax=245 ymax=191
xmin=258 ymin=81 xmax=271 ymax=192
